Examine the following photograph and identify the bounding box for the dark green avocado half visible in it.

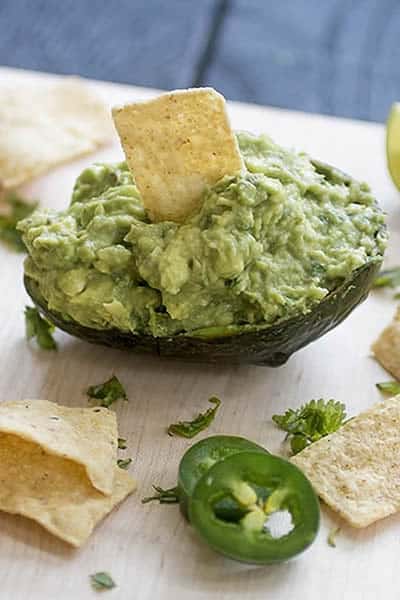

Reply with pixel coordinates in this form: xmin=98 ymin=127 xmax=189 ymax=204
xmin=24 ymin=258 xmax=381 ymax=366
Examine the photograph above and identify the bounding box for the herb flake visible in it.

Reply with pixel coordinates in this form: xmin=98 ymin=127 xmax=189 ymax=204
xmin=167 ymin=396 xmax=221 ymax=438
xmin=376 ymin=381 xmax=400 ymax=395
xmin=373 ymin=267 xmax=400 ymax=289
xmin=117 ymin=458 xmax=132 ymax=470
xmin=87 ymin=375 xmax=127 ymax=408
xmin=118 ymin=437 xmax=127 ymax=450
xmin=142 ymin=485 xmax=180 ymax=504
xmin=90 ymin=572 xmax=116 ymax=590
xmin=0 ymin=193 xmax=38 ymax=252
xmin=25 ymin=306 xmax=57 ymax=350
xmin=273 ymin=399 xmax=347 ymax=455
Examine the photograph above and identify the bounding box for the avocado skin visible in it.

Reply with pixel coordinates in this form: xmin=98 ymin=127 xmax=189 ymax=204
xmin=24 ymin=258 xmax=381 ymax=366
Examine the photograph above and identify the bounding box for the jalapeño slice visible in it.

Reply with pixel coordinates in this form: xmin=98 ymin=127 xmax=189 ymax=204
xmin=178 ymin=435 xmax=267 ymax=518
xmin=188 ymin=451 xmax=320 ymax=564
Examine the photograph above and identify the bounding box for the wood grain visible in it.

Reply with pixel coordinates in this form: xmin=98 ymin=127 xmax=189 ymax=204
xmin=0 ymin=68 xmax=399 ymax=600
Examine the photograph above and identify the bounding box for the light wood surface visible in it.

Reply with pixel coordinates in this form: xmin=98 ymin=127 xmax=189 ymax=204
xmin=0 ymin=67 xmax=399 ymax=600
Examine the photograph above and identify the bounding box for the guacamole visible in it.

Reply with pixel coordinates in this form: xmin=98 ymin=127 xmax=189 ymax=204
xmin=19 ymin=133 xmax=387 ymax=337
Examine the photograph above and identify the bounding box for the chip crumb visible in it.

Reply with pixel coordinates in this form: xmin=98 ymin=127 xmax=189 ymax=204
xmin=327 ymin=526 xmax=340 ymax=547
xmin=372 ymin=307 xmax=400 ymax=380
xmin=112 ymin=87 xmax=244 ymax=222
xmin=292 ymin=396 xmax=400 ymax=528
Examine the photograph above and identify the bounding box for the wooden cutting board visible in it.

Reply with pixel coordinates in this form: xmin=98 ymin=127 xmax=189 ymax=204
xmin=0 ymin=67 xmax=398 ymax=600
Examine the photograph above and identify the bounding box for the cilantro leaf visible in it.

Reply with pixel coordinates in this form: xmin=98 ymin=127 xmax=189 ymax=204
xmin=273 ymin=399 xmax=346 ymax=455
xmin=24 ymin=306 xmax=57 ymax=350
xmin=373 ymin=267 xmax=400 ymax=289
xmin=90 ymin=572 xmax=116 ymax=590
xmin=117 ymin=437 xmax=127 ymax=450
xmin=87 ymin=375 xmax=127 ymax=408
xmin=0 ymin=193 xmax=38 ymax=252
xmin=141 ymin=485 xmax=180 ymax=504
xmin=117 ymin=458 xmax=132 ymax=470
xmin=167 ymin=396 xmax=221 ymax=438
xmin=376 ymin=381 xmax=400 ymax=395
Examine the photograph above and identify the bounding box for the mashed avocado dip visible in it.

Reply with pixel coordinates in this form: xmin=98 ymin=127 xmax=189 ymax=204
xmin=19 ymin=133 xmax=386 ymax=337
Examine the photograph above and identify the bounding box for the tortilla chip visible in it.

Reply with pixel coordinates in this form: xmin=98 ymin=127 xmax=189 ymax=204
xmin=0 ymin=77 xmax=113 ymax=189
xmin=292 ymin=397 xmax=400 ymax=527
xmin=0 ymin=433 xmax=135 ymax=547
xmin=371 ymin=307 xmax=400 ymax=380
xmin=112 ymin=87 xmax=244 ymax=222
xmin=0 ymin=400 xmax=117 ymax=495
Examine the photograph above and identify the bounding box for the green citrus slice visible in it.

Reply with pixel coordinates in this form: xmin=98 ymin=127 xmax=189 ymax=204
xmin=387 ymin=102 xmax=400 ymax=190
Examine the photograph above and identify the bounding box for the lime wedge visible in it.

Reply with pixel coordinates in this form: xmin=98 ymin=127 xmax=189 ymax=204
xmin=386 ymin=102 xmax=400 ymax=190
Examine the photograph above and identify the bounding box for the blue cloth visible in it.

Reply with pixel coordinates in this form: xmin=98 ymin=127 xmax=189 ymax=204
xmin=0 ymin=0 xmax=217 ymax=88
xmin=0 ymin=0 xmax=399 ymax=122
xmin=204 ymin=0 xmax=400 ymax=122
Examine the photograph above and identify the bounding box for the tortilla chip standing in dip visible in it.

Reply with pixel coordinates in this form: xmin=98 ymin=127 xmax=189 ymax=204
xmin=112 ymin=88 xmax=244 ymax=222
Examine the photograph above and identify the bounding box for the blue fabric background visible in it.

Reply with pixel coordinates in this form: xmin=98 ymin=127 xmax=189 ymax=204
xmin=1 ymin=0 xmax=399 ymax=122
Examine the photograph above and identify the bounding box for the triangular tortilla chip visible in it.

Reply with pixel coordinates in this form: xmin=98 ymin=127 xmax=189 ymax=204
xmin=0 ymin=432 xmax=135 ymax=546
xmin=112 ymin=87 xmax=244 ymax=222
xmin=371 ymin=306 xmax=400 ymax=380
xmin=0 ymin=77 xmax=113 ymax=189
xmin=0 ymin=400 xmax=117 ymax=495
xmin=292 ymin=397 xmax=400 ymax=527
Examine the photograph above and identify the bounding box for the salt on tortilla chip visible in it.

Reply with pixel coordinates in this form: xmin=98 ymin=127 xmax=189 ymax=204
xmin=112 ymin=87 xmax=244 ymax=222
xmin=0 ymin=433 xmax=135 ymax=547
xmin=292 ymin=397 xmax=400 ymax=528
xmin=0 ymin=400 xmax=117 ymax=495
xmin=0 ymin=77 xmax=113 ymax=189
xmin=371 ymin=306 xmax=400 ymax=380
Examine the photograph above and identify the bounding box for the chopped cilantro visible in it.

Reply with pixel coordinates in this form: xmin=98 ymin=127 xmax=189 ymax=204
xmin=376 ymin=381 xmax=400 ymax=395
xmin=87 ymin=375 xmax=127 ymax=408
xmin=24 ymin=306 xmax=57 ymax=350
xmin=90 ymin=572 xmax=116 ymax=590
xmin=273 ymin=399 xmax=347 ymax=455
xmin=142 ymin=485 xmax=180 ymax=505
xmin=118 ymin=437 xmax=127 ymax=450
xmin=117 ymin=458 xmax=132 ymax=470
xmin=167 ymin=396 xmax=221 ymax=438
xmin=373 ymin=267 xmax=400 ymax=289
xmin=0 ymin=193 xmax=38 ymax=252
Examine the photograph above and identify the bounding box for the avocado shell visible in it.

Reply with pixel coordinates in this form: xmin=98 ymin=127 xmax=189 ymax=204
xmin=24 ymin=258 xmax=381 ymax=366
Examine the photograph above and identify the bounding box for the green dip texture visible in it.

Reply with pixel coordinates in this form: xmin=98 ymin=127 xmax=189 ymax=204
xmin=20 ymin=133 xmax=387 ymax=337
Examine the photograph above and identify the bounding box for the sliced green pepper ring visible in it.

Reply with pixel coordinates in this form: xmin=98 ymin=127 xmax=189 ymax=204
xmin=188 ymin=451 xmax=320 ymax=564
xmin=178 ymin=435 xmax=268 ymax=518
